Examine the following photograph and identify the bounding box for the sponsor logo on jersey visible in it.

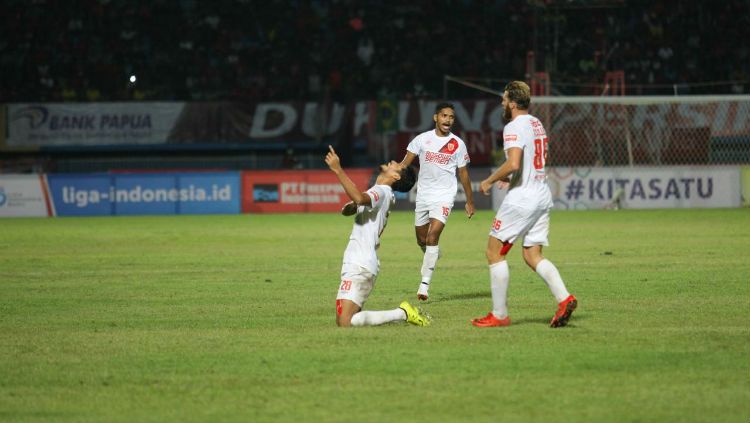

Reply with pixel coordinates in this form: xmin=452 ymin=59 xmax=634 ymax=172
xmin=531 ymin=119 xmax=546 ymax=136
xmin=504 ymin=134 xmax=518 ymax=142
xmin=425 ymin=150 xmax=451 ymax=165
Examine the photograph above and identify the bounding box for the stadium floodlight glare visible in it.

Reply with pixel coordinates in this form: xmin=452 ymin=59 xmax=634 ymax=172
xmin=129 ymin=75 xmax=136 ymax=83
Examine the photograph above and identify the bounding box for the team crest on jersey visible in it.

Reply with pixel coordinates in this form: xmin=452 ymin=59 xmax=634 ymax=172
xmin=369 ymin=190 xmax=379 ymax=201
xmin=438 ymin=139 xmax=459 ymax=155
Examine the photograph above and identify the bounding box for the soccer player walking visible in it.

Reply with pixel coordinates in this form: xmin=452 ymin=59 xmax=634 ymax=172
xmin=325 ymin=146 xmax=429 ymax=327
xmin=400 ymin=103 xmax=475 ymax=301
xmin=471 ymin=81 xmax=577 ymax=328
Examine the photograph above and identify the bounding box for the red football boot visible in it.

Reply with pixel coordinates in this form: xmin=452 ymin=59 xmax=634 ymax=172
xmin=471 ymin=312 xmax=511 ymax=327
xmin=550 ymin=295 xmax=577 ymax=328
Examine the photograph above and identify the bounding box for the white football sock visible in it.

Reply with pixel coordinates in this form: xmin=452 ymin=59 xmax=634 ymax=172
xmin=535 ymin=259 xmax=570 ymax=303
xmin=420 ymin=244 xmax=442 ymax=257
xmin=418 ymin=245 xmax=440 ymax=296
xmin=420 ymin=245 xmax=440 ymax=284
xmin=350 ymin=308 xmax=406 ymax=326
xmin=490 ymin=260 xmax=510 ymax=319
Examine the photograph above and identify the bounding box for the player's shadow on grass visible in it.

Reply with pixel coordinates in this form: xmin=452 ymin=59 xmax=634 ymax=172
xmin=425 ymin=292 xmax=585 ymax=327
xmin=428 ymin=291 xmax=488 ymax=303
xmin=509 ymin=315 xmax=585 ymax=327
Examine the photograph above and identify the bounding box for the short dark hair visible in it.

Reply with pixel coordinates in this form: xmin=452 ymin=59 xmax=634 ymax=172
xmin=392 ymin=165 xmax=417 ymax=193
xmin=504 ymin=81 xmax=531 ymax=110
xmin=434 ymin=102 xmax=454 ymax=114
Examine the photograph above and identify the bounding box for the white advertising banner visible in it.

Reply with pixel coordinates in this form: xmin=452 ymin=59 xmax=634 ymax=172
xmin=548 ymin=166 xmax=741 ymax=209
xmin=6 ymin=102 xmax=185 ymax=146
xmin=491 ymin=166 xmax=741 ymax=210
xmin=0 ymin=175 xmax=49 ymax=217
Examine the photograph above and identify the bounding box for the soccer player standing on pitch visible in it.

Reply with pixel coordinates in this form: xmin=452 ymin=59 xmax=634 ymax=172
xmin=471 ymin=81 xmax=577 ymax=328
xmin=325 ymin=146 xmax=429 ymax=327
xmin=400 ymin=103 xmax=475 ymax=301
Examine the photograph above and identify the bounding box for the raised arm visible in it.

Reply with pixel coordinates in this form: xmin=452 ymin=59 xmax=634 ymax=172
xmin=325 ymin=145 xmax=372 ymax=207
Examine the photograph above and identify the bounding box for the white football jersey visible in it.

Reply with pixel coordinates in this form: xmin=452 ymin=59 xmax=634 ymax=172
xmin=502 ymin=114 xmax=553 ymax=209
xmin=407 ymin=130 xmax=470 ymax=203
xmin=342 ymin=184 xmax=394 ymax=275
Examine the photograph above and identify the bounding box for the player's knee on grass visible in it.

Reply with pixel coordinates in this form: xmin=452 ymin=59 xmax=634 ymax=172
xmin=336 ymin=315 xmax=352 ymax=327
xmin=336 ymin=310 xmax=356 ymax=327
xmin=336 ymin=299 xmax=360 ymax=327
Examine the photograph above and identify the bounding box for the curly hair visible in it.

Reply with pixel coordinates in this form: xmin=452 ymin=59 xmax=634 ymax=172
xmin=392 ymin=165 xmax=417 ymax=193
xmin=434 ymin=102 xmax=455 ymax=114
xmin=504 ymin=81 xmax=531 ymax=110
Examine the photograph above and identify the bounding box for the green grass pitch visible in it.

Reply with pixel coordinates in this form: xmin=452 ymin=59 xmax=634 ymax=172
xmin=1 ymin=209 xmax=749 ymax=422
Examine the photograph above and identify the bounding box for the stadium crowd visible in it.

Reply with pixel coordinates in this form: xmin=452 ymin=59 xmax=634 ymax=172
xmin=1 ymin=0 xmax=748 ymax=102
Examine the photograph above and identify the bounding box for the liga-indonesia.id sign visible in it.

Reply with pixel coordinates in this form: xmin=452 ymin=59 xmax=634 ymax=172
xmin=45 ymin=172 xmax=241 ymax=216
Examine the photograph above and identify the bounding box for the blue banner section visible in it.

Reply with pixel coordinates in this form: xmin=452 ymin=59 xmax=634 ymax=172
xmin=48 ymin=174 xmax=113 ymax=216
xmin=47 ymin=172 xmax=240 ymax=216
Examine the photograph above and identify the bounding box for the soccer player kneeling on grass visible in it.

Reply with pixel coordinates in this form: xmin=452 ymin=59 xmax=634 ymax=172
xmin=471 ymin=81 xmax=577 ymax=329
xmin=325 ymin=146 xmax=429 ymax=327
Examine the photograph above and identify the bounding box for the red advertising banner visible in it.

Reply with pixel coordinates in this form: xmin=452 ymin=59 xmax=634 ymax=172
xmin=241 ymin=169 xmax=374 ymax=213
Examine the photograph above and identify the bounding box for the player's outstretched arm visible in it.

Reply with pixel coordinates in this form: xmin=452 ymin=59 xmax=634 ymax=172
xmin=400 ymin=151 xmax=417 ymax=168
xmin=325 ymin=145 xmax=372 ymax=207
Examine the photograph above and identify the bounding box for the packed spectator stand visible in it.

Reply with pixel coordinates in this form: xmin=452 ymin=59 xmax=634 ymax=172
xmin=1 ymin=0 xmax=748 ymax=103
